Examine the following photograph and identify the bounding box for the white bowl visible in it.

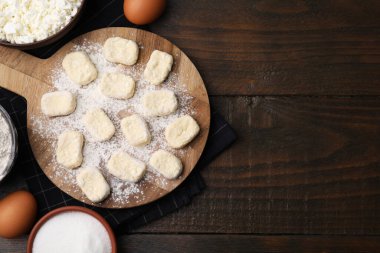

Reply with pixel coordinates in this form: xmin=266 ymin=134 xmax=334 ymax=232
xmin=0 ymin=105 xmax=18 ymax=183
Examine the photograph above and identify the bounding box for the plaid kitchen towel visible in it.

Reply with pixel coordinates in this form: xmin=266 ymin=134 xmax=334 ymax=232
xmin=0 ymin=0 xmax=237 ymax=233
xmin=0 ymin=88 xmax=236 ymax=232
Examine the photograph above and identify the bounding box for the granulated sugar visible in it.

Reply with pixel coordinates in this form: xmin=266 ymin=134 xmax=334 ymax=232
xmin=0 ymin=111 xmax=12 ymax=179
xmin=32 ymin=42 xmax=194 ymax=204
xmin=32 ymin=211 xmax=112 ymax=253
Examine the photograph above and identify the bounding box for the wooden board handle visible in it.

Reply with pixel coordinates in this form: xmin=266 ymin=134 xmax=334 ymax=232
xmin=0 ymin=63 xmax=50 ymax=101
xmin=0 ymin=45 xmax=47 ymax=81
xmin=0 ymin=46 xmax=50 ymax=101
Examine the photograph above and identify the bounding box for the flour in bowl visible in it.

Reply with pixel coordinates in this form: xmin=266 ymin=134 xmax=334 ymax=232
xmin=0 ymin=112 xmax=12 ymax=179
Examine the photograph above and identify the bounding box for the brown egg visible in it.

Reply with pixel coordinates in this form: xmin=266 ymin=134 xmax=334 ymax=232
xmin=124 ymin=0 xmax=166 ymax=25
xmin=0 ymin=191 xmax=37 ymax=238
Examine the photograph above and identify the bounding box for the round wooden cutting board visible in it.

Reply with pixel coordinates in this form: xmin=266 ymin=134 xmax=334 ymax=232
xmin=0 ymin=28 xmax=210 ymax=208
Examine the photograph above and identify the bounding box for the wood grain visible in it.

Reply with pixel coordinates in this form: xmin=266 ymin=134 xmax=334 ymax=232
xmin=133 ymin=96 xmax=380 ymax=234
xmin=1 ymin=1 xmax=380 ymax=251
xmin=0 ymin=27 xmax=210 ymax=208
xmin=2 ymin=235 xmax=380 ymax=253
xmin=148 ymin=0 xmax=380 ymax=96
xmin=120 ymin=235 xmax=380 ymax=253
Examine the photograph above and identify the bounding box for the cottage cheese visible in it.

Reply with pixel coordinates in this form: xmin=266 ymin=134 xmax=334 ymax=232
xmin=0 ymin=0 xmax=82 ymax=44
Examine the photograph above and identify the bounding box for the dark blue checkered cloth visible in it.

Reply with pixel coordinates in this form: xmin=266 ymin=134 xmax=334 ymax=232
xmin=0 ymin=0 xmax=236 ymax=233
xmin=0 ymin=89 xmax=235 ymax=233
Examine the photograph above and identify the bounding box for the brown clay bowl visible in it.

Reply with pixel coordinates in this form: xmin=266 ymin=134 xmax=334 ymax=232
xmin=27 ymin=206 xmax=117 ymax=253
xmin=0 ymin=0 xmax=87 ymax=50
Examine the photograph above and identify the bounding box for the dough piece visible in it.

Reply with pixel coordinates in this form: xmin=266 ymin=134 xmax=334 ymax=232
xmin=165 ymin=115 xmax=200 ymax=148
xmin=107 ymin=151 xmax=146 ymax=182
xmin=120 ymin=114 xmax=151 ymax=146
xmin=142 ymin=90 xmax=178 ymax=116
xmin=41 ymin=91 xmax=76 ymax=117
xmin=83 ymin=109 xmax=115 ymax=141
xmin=99 ymin=73 xmax=135 ymax=99
xmin=56 ymin=130 xmax=84 ymax=169
xmin=62 ymin=51 xmax=98 ymax=86
xmin=149 ymin=149 xmax=183 ymax=179
xmin=103 ymin=37 xmax=139 ymax=66
xmin=76 ymin=168 xmax=110 ymax=203
xmin=143 ymin=50 xmax=173 ymax=85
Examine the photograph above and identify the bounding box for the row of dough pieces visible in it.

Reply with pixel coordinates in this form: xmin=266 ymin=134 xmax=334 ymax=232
xmin=40 ymin=37 xmax=200 ymax=203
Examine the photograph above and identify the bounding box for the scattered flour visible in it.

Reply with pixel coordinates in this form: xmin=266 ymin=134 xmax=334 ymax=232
xmin=0 ymin=110 xmax=12 ymax=180
xmin=32 ymin=42 xmax=194 ymax=205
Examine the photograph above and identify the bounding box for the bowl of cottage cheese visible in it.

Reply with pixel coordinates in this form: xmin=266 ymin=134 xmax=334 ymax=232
xmin=0 ymin=0 xmax=86 ymax=50
xmin=0 ymin=105 xmax=18 ymax=183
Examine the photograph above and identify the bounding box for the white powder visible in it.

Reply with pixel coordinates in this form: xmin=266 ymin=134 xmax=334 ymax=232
xmin=0 ymin=111 xmax=12 ymax=179
xmin=32 ymin=211 xmax=112 ymax=253
xmin=0 ymin=0 xmax=82 ymax=44
xmin=32 ymin=42 xmax=195 ymax=205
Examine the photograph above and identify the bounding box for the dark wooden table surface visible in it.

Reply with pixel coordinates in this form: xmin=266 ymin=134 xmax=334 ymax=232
xmin=2 ymin=0 xmax=380 ymax=252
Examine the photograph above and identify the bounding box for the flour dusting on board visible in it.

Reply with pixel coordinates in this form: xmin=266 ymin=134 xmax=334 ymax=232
xmin=31 ymin=42 xmax=194 ymax=205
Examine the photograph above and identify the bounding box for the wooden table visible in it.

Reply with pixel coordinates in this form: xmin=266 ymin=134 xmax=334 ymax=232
xmin=2 ymin=0 xmax=380 ymax=252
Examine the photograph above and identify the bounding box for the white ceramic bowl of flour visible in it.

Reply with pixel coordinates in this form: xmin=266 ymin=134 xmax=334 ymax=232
xmin=0 ymin=105 xmax=18 ymax=183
